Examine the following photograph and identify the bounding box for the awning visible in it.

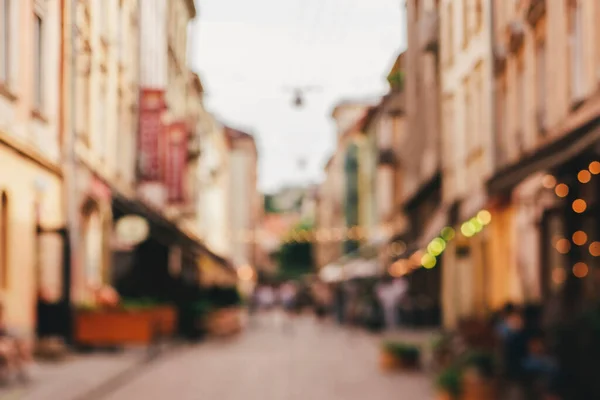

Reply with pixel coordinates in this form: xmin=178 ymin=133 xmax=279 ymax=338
xmin=487 ymin=116 xmax=600 ymax=195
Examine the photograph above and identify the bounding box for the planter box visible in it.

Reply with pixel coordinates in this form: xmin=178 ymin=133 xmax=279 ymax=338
xmin=379 ymin=349 xmax=420 ymax=371
xmin=461 ymin=374 xmax=496 ymax=400
xmin=75 ymin=306 xmax=177 ymax=346
xmin=204 ymin=307 xmax=242 ymax=337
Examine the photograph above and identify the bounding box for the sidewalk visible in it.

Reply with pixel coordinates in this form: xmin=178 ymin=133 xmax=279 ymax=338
xmin=0 ymin=347 xmax=158 ymax=400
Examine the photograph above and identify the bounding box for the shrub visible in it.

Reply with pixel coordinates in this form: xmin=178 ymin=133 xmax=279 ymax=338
xmin=436 ymin=366 xmax=462 ymax=398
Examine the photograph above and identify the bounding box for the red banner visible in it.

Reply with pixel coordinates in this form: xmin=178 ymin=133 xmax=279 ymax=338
xmin=138 ymin=89 xmax=166 ymax=181
xmin=164 ymin=121 xmax=188 ymax=203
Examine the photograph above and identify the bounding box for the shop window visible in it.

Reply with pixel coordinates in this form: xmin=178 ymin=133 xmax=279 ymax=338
xmin=0 ymin=191 xmax=8 ymax=289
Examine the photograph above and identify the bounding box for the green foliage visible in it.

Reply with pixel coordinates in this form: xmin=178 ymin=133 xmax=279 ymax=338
xmin=121 ymin=297 xmax=165 ymax=310
xmin=387 ymin=70 xmax=404 ymax=91
xmin=436 ymin=366 xmax=462 ymax=398
xmin=277 ymin=220 xmax=315 ymax=275
xmin=381 ymin=341 xmax=421 ymax=360
xmin=456 ymin=350 xmax=496 ymax=378
xmin=264 ymin=195 xmax=280 ymax=214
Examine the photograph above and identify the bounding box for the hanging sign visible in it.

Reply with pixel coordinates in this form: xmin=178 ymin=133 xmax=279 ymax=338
xmin=139 ymin=89 xmax=166 ymax=181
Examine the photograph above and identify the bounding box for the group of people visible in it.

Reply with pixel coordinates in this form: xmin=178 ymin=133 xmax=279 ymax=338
xmin=495 ymin=303 xmax=559 ymax=399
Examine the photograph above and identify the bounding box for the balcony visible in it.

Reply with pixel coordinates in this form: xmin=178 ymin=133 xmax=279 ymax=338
xmin=507 ymin=20 xmax=526 ymax=53
xmin=526 ymin=0 xmax=546 ymax=27
xmin=419 ymin=11 xmax=439 ymax=53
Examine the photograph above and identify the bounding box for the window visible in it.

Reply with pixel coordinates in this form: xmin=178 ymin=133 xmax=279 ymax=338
xmin=474 ymin=0 xmax=483 ymax=31
xmin=97 ymin=82 xmax=107 ymax=158
xmin=536 ymin=40 xmax=547 ymax=133
xmin=569 ymin=0 xmax=584 ymax=101
xmin=516 ymin=57 xmax=525 ymax=154
xmin=497 ymin=80 xmax=507 ymax=164
xmin=446 ymin=3 xmax=454 ymax=65
xmin=0 ymin=0 xmax=9 ymax=83
xmin=462 ymin=0 xmax=469 ymax=47
xmin=99 ymin=0 xmax=107 ymax=37
xmin=0 ymin=192 xmax=8 ymax=289
xmin=33 ymin=14 xmax=43 ymax=110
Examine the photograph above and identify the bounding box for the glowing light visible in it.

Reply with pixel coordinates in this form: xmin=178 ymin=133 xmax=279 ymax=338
xmin=391 ymin=241 xmax=407 ymax=256
xmin=552 ymin=268 xmax=566 ymax=285
xmin=389 ymin=260 xmax=408 ymax=277
xmin=477 ymin=210 xmax=492 ymax=225
xmin=555 ymin=184 xmax=569 ymax=198
xmin=578 ymin=170 xmax=592 ymax=183
xmin=427 ymin=238 xmax=446 ymax=256
xmin=542 ymin=175 xmax=557 ymax=189
xmin=572 ymin=231 xmax=588 ymax=246
xmin=470 ymin=218 xmax=483 ymax=233
xmin=421 ymin=253 xmax=437 ymax=269
xmin=572 ymin=199 xmax=587 ymax=213
xmin=237 ymin=265 xmax=254 ymax=281
xmin=589 ymin=242 xmax=600 ymax=257
xmin=555 ymin=238 xmax=571 ymax=254
xmin=440 ymin=227 xmax=456 ymax=241
xmin=590 ymin=161 xmax=600 ymax=175
xmin=461 ymin=222 xmax=476 ymax=238
xmin=410 ymin=251 xmax=424 ymax=267
xmin=573 ymin=262 xmax=589 ymax=278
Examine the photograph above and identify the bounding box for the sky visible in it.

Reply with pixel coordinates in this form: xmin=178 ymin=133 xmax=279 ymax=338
xmin=189 ymin=0 xmax=406 ymax=193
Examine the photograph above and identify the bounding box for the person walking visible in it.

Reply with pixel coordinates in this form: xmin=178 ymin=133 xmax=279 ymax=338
xmin=279 ymin=282 xmax=298 ymax=333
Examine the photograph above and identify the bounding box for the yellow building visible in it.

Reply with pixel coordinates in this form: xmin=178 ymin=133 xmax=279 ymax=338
xmin=0 ymin=0 xmax=65 ymax=336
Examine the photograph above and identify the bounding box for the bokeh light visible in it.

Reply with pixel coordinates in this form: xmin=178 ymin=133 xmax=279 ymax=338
xmin=391 ymin=241 xmax=407 ymax=256
xmin=470 ymin=218 xmax=483 ymax=233
xmin=573 ymin=262 xmax=589 ymax=278
xmin=555 ymin=183 xmax=569 ymax=198
xmin=427 ymin=238 xmax=446 ymax=256
xmin=461 ymin=222 xmax=476 ymax=237
xmin=589 ymin=242 xmax=600 ymax=257
xmin=410 ymin=251 xmax=424 ymax=267
xmin=552 ymin=268 xmax=566 ymax=285
xmin=388 ymin=260 xmax=407 ymax=277
xmin=542 ymin=175 xmax=557 ymax=189
xmin=555 ymin=238 xmax=571 ymax=254
xmin=578 ymin=170 xmax=591 ymax=183
xmin=572 ymin=231 xmax=588 ymax=246
xmin=590 ymin=161 xmax=600 ymax=175
xmin=572 ymin=199 xmax=587 ymax=213
xmin=440 ymin=227 xmax=456 ymax=241
xmin=421 ymin=253 xmax=437 ymax=269
xmin=476 ymin=210 xmax=492 ymax=225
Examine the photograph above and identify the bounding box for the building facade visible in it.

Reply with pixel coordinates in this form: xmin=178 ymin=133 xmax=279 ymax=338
xmin=0 ymin=0 xmax=64 ymax=336
xmin=487 ymin=0 xmax=600 ymax=317
xmin=225 ymin=127 xmax=260 ymax=270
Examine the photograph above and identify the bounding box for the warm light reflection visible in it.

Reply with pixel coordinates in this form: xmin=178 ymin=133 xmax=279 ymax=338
xmin=590 ymin=161 xmax=600 ymax=175
xmin=389 ymin=260 xmax=408 ymax=277
xmin=440 ymin=227 xmax=455 ymax=241
xmin=555 ymin=184 xmax=569 ymax=198
xmin=590 ymin=242 xmax=600 ymax=257
xmin=572 ymin=231 xmax=588 ymax=246
xmin=542 ymin=175 xmax=557 ymax=189
xmin=578 ymin=170 xmax=592 ymax=183
xmin=476 ymin=210 xmax=492 ymax=225
xmin=461 ymin=222 xmax=475 ymax=238
xmin=573 ymin=262 xmax=589 ymax=278
xmin=572 ymin=199 xmax=587 ymax=213
xmin=552 ymin=268 xmax=566 ymax=285
xmin=237 ymin=265 xmax=254 ymax=281
xmin=421 ymin=253 xmax=437 ymax=269
xmin=555 ymin=238 xmax=571 ymax=254
xmin=410 ymin=251 xmax=424 ymax=267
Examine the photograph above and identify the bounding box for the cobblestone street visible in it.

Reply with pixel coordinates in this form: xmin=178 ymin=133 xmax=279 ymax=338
xmin=102 ymin=313 xmax=433 ymax=400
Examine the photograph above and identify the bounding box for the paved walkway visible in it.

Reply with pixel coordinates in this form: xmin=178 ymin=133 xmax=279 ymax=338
xmin=102 ymin=313 xmax=434 ymax=400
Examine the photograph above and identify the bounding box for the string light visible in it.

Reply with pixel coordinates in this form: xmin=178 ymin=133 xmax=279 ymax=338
xmin=555 ymin=184 xmax=569 ymax=198
xmin=573 ymin=262 xmax=589 ymax=278
xmin=578 ymin=170 xmax=591 ymax=183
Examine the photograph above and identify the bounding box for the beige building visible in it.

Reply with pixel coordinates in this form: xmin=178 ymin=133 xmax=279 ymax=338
xmin=197 ymin=115 xmax=232 ymax=259
xmin=437 ymin=0 xmax=495 ymax=328
xmin=0 ymin=0 xmax=64 ymax=335
xmin=225 ymin=127 xmax=260 ymax=270
xmin=61 ymin=0 xmax=140 ymax=303
xmin=486 ymin=0 xmax=600 ymax=314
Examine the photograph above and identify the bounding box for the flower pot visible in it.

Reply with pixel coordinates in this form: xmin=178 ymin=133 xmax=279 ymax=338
xmin=75 ymin=309 xmax=156 ymax=346
xmin=379 ymin=350 xmax=401 ymax=371
xmin=461 ymin=372 xmax=495 ymax=400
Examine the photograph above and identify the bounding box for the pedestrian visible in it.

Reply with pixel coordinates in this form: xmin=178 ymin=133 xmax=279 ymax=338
xmin=376 ymin=276 xmax=407 ymax=332
xmin=279 ymin=281 xmax=298 ymax=333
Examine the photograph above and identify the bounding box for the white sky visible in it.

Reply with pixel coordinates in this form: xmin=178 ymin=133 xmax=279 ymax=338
xmin=189 ymin=0 xmax=406 ymax=193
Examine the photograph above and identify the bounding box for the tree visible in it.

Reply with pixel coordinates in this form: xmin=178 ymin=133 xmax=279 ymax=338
xmin=276 ymin=220 xmax=315 ymax=279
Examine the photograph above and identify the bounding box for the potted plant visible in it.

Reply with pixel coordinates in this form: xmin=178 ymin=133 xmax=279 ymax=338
xmin=458 ymin=351 xmax=496 ymax=400
xmin=435 ymin=366 xmax=461 ymax=400
xmin=380 ymin=341 xmax=421 ymax=370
